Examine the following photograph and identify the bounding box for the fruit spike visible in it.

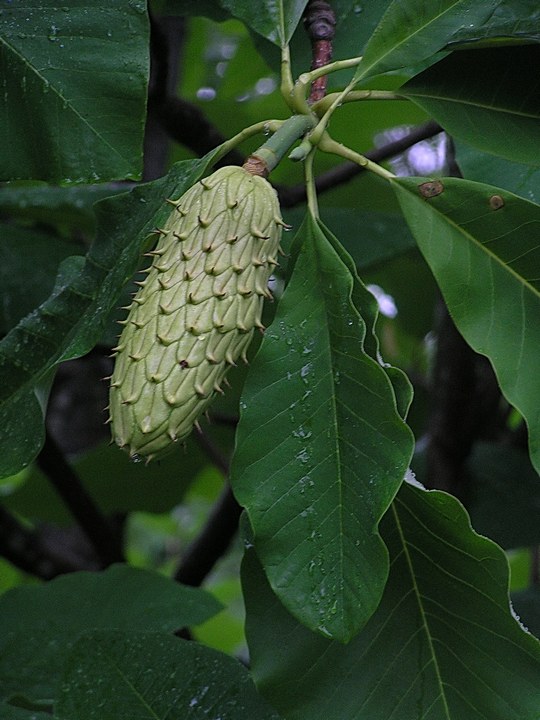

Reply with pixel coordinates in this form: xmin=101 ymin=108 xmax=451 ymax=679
xmin=109 ymin=165 xmax=283 ymax=460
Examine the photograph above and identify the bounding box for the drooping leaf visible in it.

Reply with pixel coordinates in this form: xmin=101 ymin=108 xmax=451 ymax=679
xmin=392 ymin=176 xmax=540 ymax=475
xmin=243 ymin=482 xmax=540 ymax=720
xmin=220 ymin=0 xmax=308 ymax=46
xmin=0 ymin=564 xmax=222 ymax=704
xmin=231 ymin=214 xmax=413 ymax=643
xmin=0 ymin=1 xmax=149 ymax=183
xmin=0 ymin=154 xmax=218 ymax=479
xmin=401 ymin=46 xmax=540 ymax=166
xmin=356 ymin=0 xmax=540 ymax=82
xmin=55 ymin=631 xmax=282 ymax=720
xmin=318 ymin=219 xmax=414 ymax=420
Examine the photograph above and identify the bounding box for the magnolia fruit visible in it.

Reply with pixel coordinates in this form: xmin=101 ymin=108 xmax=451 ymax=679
xmin=109 ymin=166 xmax=283 ymax=460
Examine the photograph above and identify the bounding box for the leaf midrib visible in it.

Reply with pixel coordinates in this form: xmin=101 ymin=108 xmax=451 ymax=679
xmin=402 ymin=89 xmax=539 ymax=120
xmin=391 ymin=500 xmax=452 ymax=719
xmin=359 ymin=0 xmax=466 ymax=79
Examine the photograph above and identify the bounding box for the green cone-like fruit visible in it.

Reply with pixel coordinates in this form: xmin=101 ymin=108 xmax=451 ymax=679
xmin=109 ymin=166 xmax=283 ymax=460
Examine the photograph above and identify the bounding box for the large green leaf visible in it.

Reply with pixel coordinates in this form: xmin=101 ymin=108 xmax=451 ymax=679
xmin=0 ymin=565 xmax=222 ymax=705
xmin=0 ymin=703 xmax=50 ymax=720
xmin=0 ymin=225 xmax=83 ymax=334
xmin=455 ymin=140 xmax=540 ymax=204
xmin=392 ymin=177 xmax=540 ymax=475
xmin=283 ymin=209 xmax=416 ymax=273
xmin=55 ymin=630 xmax=281 ymax=720
xmin=444 ymin=0 xmax=540 ymax=48
xmin=0 ymin=1 xmax=149 ymax=183
xmin=231 ymin=214 xmax=413 ymax=643
xmin=0 ymin=155 xmax=217 ymax=480
xmin=317 ymin=219 xmax=414 ymax=420
xmin=220 ymin=0 xmax=308 ymax=46
xmin=356 ymin=0 xmax=540 ymax=82
xmin=243 ymin=482 xmax=540 ymax=720
xmin=0 ymin=184 xmax=126 ymax=233
xmin=401 ymin=46 xmax=540 ymax=166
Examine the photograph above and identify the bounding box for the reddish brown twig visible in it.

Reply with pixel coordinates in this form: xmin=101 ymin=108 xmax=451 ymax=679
xmin=304 ymin=0 xmax=336 ymax=103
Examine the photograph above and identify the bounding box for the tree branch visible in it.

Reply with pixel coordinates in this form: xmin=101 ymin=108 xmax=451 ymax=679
xmin=174 ymin=484 xmax=242 ymax=587
xmin=0 ymin=505 xmax=82 ymax=580
xmin=304 ymin=0 xmax=336 ymax=103
xmin=279 ymin=119 xmax=443 ymax=208
xmin=174 ymin=430 xmax=241 ymax=586
xmin=37 ymin=432 xmax=124 ymax=567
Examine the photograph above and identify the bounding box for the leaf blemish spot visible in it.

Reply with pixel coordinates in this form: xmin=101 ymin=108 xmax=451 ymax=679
xmin=418 ymin=180 xmax=444 ymax=198
xmin=489 ymin=194 xmax=505 ymax=210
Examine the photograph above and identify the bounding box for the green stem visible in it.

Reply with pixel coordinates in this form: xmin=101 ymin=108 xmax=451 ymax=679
xmin=280 ymin=45 xmax=296 ymax=111
xmin=312 ymin=90 xmax=405 ymax=115
xmin=305 ymin=148 xmax=319 ymax=219
xmin=250 ymin=114 xmax=316 ymax=175
xmin=212 ymin=119 xmax=284 ymax=164
xmin=318 ymin=133 xmax=396 ymax=181
xmin=299 ymin=56 xmax=363 ymax=86
xmin=291 ymin=56 xmax=363 ymax=113
xmin=309 ymin=79 xmax=356 ymax=146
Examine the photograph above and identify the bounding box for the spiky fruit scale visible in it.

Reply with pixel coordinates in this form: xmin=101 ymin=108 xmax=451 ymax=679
xmin=110 ymin=166 xmax=283 ymax=460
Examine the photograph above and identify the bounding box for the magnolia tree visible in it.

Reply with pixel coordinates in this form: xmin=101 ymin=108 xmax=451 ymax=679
xmin=1 ymin=2 xmax=540 ymax=719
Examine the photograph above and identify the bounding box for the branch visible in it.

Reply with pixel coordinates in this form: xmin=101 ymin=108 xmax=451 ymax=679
xmin=278 ymin=119 xmax=443 ymax=208
xmin=0 ymin=505 xmax=82 ymax=579
xmin=174 ymin=431 xmax=241 ymax=586
xmin=174 ymin=486 xmax=241 ymax=587
xmin=146 ymin=11 xmax=243 ymax=175
xmin=304 ymin=0 xmax=336 ymax=103
xmin=158 ymin=97 xmax=244 ymax=168
xmin=37 ymin=432 xmax=124 ymax=567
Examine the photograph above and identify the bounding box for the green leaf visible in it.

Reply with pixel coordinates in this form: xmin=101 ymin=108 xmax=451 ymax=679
xmin=401 ymin=46 xmax=540 ymax=166
xmin=231 ymin=215 xmax=413 ymax=643
xmin=0 ymin=702 xmax=51 ymax=720
xmin=243 ymin=483 xmax=540 ymax=720
xmin=0 ymin=564 xmax=222 ymax=704
xmin=0 ymin=155 xmax=218 ymax=479
xmin=55 ymin=630 xmax=282 ymax=720
xmin=356 ymin=0 xmax=539 ymax=82
xmin=466 ymin=442 xmax=540 ymax=550
xmin=0 ymin=1 xmax=149 ymax=183
xmin=392 ymin=177 xmax=540 ymax=475
xmin=444 ymin=0 xmax=540 ymax=49
xmin=319 ymin=208 xmax=415 ymax=270
xmin=220 ymin=0 xmax=308 ymax=46
xmin=0 ymin=224 xmax=83 ymax=334
xmin=0 ymin=184 xmax=126 ymax=234
xmin=455 ymin=140 xmax=540 ymax=204
xmin=317 ymin=219 xmax=414 ymax=420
